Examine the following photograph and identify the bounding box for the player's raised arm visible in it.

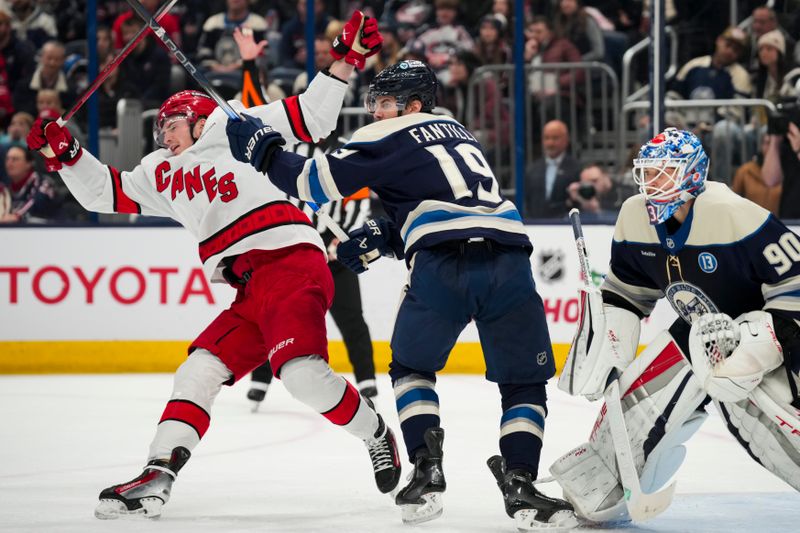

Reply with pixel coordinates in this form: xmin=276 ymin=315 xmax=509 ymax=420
xmin=238 ymin=11 xmax=382 ymax=146
xmin=26 ymin=116 xmax=169 ymax=217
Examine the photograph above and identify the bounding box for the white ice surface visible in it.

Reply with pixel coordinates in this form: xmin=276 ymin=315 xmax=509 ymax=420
xmin=0 ymin=374 xmax=796 ymax=532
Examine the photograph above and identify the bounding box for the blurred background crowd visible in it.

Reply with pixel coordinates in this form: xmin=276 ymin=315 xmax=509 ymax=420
xmin=2 ymin=0 xmax=800 ymax=225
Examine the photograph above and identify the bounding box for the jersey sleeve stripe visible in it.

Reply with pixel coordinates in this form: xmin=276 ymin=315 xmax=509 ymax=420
xmin=601 ymin=269 xmax=663 ymax=316
xmin=281 ymin=95 xmax=312 ymax=143
xmin=308 ymin=161 xmax=330 ymax=204
xmin=198 ymin=201 xmax=312 ymax=263
xmin=108 ymin=165 xmax=141 ymax=214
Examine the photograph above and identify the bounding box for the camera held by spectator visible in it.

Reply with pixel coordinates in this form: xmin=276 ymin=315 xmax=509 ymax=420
xmin=767 ymin=97 xmax=800 ymax=136
xmin=566 ymin=164 xmax=613 ymax=217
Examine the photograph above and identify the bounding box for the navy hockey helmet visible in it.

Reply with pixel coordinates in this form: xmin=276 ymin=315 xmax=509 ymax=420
xmin=366 ymin=60 xmax=438 ymax=114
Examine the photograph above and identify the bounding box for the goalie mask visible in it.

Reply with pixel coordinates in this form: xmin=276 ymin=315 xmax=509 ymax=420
xmin=365 ymin=60 xmax=438 ymax=114
xmin=154 ymin=90 xmax=218 ymax=148
xmin=632 ymin=128 xmax=708 ymax=225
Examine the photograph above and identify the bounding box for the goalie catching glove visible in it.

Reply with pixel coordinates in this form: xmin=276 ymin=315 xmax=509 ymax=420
xmin=337 ymin=218 xmax=404 ymax=274
xmin=26 ymin=116 xmax=82 ymax=172
xmin=689 ymin=311 xmax=784 ymax=402
xmin=330 ymin=11 xmax=383 ymax=69
xmin=559 ymin=288 xmax=640 ymax=400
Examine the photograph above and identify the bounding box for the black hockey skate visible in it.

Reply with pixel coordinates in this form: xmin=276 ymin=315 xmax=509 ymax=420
xmin=95 ymin=447 xmax=191 ymax=520
xmin=365 ymin=414 xmax=402 ymax=493
xmin=395 ymin=427 xmax=446 ymax=524
xmin=487 ymin=455 xmax=578 ymax=531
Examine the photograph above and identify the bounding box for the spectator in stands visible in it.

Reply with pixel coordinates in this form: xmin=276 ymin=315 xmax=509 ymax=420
xmin=0 ymin=109 xmax=32 ymax=181
xmin=52 ymin=0 xmax=85 ymax=43
xmin=0 ymin=145 xmax=61 ymax=223
xmin=442 ymin=49 xmax=509 ymax=149
xmin=525 ymin=17 xmax=584 ymax=123
xmin=475 ymin=14 xmax=510 ymax=66
xmin=8 ymin=0 xmax=56 ymax=48
xmin=668 ymin=26 xmax=752 ymax=183
xmin=554 ymin=0 xmax=605 ymax=62
xmin=732 ymin=131 xmax=781 ymax=215
xmin=197 ymin=0 xmax=268 ymax=74
xmin=752 ymin=30 xmax=794 ymax=102
xmin=762 ymin=115 xmax=800 ymax=219
xmin=96 ymin=25 xmax=114 ymax=63
xmin=417 ymin=0 xmax=474 ymax=75
xmin=279 ymin=0 xmax=331 ymax=68
xmin=111 ymin=0 xmax=181 ymax=52
xmin=13 ymin=40 xmax=75 ymax=116
xmin=0 ymin=110 xmax=31 ymax=148
xmin=746 ymin=6 xmax=796 ymax=74
xmin=566 ymin=163 xmax=615 ymax=219
xmin=116 ymin=15 xmax=171 ymax=109
xmin=94 ymin=53 xmax=123 ymax=129
xmin=0 ymin=7 xmax=35 ymax=114
xmin=524 ymin=119 xmax=582 ymax=219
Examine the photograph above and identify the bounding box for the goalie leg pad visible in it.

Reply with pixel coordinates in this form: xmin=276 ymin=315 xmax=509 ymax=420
xmin=559 ymin=289 xmax=641 ymax=399
xmin=551 ymin=332 xmax=708 ymax=522
xmin=716 ymin=371 xmax=800 ymax=490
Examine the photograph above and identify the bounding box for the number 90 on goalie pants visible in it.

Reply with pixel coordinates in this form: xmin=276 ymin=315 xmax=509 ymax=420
xmin=550 ymin=331 xmax=709 ymax=523
xmin=390 ymin=244 xmax=555 ymax=383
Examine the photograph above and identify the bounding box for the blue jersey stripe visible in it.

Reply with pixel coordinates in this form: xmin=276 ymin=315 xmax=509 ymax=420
xmin=307 ymin=161 xmax=329 ymax=204
xmin=396 ymin=388 xmax=439 ymax=411
xmin=501 ymin=406 xmax=545 ymax=428
xmin=403 ymin=208 xmax=522 ymax=242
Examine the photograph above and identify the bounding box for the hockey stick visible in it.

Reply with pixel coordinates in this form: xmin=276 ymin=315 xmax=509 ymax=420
xmin=568 ymin=208 xmax=675 ymax=522
xmin=123 ymin=0 xmax=356 ymax=246
xmin=57 ymin=0 xmax=180 ymax=127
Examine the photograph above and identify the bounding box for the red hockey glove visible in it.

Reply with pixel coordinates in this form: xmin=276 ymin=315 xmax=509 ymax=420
xmin=330 ymin=11 xmax=383 ymax=69
xmin=26 ymin=117 xmax=82 ymax=172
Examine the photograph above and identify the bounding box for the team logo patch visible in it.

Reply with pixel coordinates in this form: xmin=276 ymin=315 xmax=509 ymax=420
xmin=665 ymin=237 xmax=676 ymax=250
xmin=537 ymin=352 xmax=548 ymax=365
xmin=537 ymin=250 xmax=564 ymax=283
xmin=665 ymin=282 xmax=719 ymax=324
xmin=698 ymin=252 xmax=718 ymax=273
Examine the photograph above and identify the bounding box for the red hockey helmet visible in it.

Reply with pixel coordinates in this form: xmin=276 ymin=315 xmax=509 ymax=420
xmin=154 ymin=90 xmax=218 ymax=148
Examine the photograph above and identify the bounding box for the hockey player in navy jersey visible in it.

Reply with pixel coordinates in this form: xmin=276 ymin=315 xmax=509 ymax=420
xmin=226 ymin=60 xmax=577 ymax=531
xmin=551 ymin=128 xmax=800 ymax=523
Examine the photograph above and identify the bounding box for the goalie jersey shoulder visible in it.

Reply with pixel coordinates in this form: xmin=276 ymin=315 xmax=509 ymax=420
xmin=613 ymin=182 xmax=771 ymax=247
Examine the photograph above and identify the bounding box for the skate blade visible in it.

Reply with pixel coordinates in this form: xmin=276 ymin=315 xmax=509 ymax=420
xmin=514 ymin=509 xmax=579 ymax=531
xmin=94 ymin=498 xmax=164 ymax=520
xmin=400 ymin=493 xmax=443 ymax=525
xmin=250 ymin=401 xmax=261 ymax=413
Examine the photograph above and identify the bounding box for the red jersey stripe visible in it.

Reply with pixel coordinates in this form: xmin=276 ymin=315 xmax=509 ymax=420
xmin=281 ymin=96 xmax=313 ymax=143
xmin=321 ymin=381 xmax=361 ymax=426
xmin=159 ymin=399 xmax=211 ymax=439
xmin=623 ymin=341 xmax=685 ymax=398
xmin=198 ymin=201 xmax=312 ymax=263
xmin=108 ymin=166 xmax=141 ymax=214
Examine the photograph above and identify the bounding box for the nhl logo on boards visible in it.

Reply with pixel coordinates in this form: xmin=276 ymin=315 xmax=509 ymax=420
xmin=537 ymin=250 xmax=564 ymax=283
xmin=665 ymin=282 xmax=719 ymax=324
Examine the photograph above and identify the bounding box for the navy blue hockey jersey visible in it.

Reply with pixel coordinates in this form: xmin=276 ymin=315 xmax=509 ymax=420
xmin=601 ymin=182 xmax=800 ymax=325
xmin=267 ymin=112 xmax=532 ymax=259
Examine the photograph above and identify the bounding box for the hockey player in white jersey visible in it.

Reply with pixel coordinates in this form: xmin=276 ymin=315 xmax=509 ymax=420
xmin=26 ymin=12 xmax=401 ymax=520
xmin=551 ymin=128 xmax=800 ymax=523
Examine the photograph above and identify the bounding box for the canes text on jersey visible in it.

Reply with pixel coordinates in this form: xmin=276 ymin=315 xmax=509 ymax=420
xmin=154 ymin=161 xmax=239 ymax=203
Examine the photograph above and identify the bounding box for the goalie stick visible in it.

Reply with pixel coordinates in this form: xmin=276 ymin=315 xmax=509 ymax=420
xmin=568 ymin=208 xmax=675 ymax=521
xmin=123 ymin=0 xmax=356 ymax=247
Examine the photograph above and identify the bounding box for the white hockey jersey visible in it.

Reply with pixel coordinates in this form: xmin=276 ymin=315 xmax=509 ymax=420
xmin=56 ymin=73 xmax=348 ymax=282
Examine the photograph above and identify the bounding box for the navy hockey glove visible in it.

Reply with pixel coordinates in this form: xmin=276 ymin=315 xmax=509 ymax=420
xmin=336 ymin=218 xmax=405 ymax=274
xmin=226 ymin=113 xmax=286 ymax=173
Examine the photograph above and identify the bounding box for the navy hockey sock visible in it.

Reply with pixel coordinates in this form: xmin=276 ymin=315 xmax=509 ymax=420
xmin=391 ymin=365 xmax=439 ymax=461
xmin=498 ymin=383 xmax=548 ymax=475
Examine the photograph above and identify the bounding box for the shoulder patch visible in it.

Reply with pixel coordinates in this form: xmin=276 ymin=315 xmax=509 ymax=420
xmin=347 ymin=113 xmax=461 ymax=145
